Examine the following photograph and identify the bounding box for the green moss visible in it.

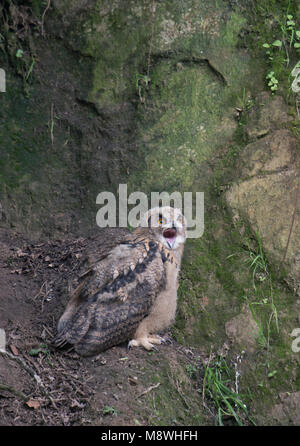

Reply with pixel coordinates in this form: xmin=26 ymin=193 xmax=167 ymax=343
xmin=140 ymin=352 xmax=207 ymax=425
xmin=171 ymin=195 xmax=252 ymax=348
xmin=65 ymin=0 xmax=153 ymax=110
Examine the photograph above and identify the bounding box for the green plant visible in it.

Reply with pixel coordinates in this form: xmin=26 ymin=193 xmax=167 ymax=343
xmin=286 ymin=15 xmax=300 ymax=50
xmin=262 ymin=41 xmax=282 ymax=62
xmin=267 ymin=369 xmax=277 ymax=379
xmin=28 ymin=343 xmax=50 ymax=356
xmin=201 ymin=356 xmax=253 ymax=426
xmin=186 ymin=362 xmax=201 ymax=379
xmin=135 ymin=73 xmax=150 ymax=103
xmin=243 ymin=233 xmax=279 ymax=358
xmin=28 ymin=343 xmax=52 ymax=365
xmin=245 ymin=232 xmax=268 ymax=289
xmin=16 ymin=48 xmax=24 ymax=59
xmin=25 ymin=58 xmax=35 ymax=82
xmin=266 ymin=71 xmax=279 ymax=91
xmin=243 ymin=291 xmax=279 ymax=353
xmin=102 ymin=405 xmax=118 ymax=416
xmin=262 ymin=11 xmax=300 ymax=93
xmin=14 ymin=48 xmax=35 ymax=95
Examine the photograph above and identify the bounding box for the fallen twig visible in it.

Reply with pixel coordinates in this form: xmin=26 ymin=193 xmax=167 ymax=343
xmin=137 ymin=382 xmax=160 ymax=398
xmin=0 ymin=349 xmax=57 ymax=409
xmin=34 ymin=281 xmax=47 ymax=300
xmin=41 ymin=0 xmax=51 ymax=37
xmin=0 ymin=349 xmax=42 ymax=385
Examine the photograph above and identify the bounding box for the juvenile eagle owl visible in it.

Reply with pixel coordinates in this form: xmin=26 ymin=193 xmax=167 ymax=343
xmin=52 ymin=207 xmax=187 ymax=356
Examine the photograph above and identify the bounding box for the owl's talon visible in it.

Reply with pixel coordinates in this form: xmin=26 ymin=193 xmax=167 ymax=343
xmin=147 ymin=335 xmax=165 ymax=345
xmin=128 ymin=337 xmax=156 ymax=351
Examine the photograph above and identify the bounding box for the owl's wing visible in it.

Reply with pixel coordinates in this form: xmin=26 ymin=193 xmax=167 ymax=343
xmin=55 ymin=228 xmax=133 ymax=333
xmin=77 ymin=227 xmax=131 ymax=276
xmin=52 ymin=238 xmax=166 ymax=356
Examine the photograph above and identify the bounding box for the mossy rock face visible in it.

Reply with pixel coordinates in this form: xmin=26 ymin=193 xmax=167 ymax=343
xmin=0 ymin=0 xmax=261 ymax=237
xmin=223 ymin=91 xmax=300 ymax=424
xmin=226 ymin=98 xmax=300 ymax=294
xmin=126 ymin=4 xmax=260 ymax=195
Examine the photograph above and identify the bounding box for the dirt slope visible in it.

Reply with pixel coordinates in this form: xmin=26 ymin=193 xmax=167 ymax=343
xmin=0 ymin=228 xmax=215 ymax=426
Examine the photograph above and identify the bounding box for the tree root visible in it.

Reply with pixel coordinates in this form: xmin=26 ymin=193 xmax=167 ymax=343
xmin=0 ymin=383 xmax=29 ymax=401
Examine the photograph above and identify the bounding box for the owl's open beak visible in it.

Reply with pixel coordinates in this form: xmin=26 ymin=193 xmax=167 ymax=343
xmin=163 ymin=228 xmax=177 ymax=249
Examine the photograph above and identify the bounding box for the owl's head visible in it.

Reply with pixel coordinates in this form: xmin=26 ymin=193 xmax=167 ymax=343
xmin=140 ymin=206 xmax=187 ymax=250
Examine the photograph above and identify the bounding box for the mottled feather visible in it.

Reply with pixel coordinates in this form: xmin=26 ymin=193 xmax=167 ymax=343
xmin=52 ymin=228 xmax=166 ymax=355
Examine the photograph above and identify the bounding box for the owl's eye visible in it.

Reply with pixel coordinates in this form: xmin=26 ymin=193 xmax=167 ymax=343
xmin=158 ymin=215 xmax=166 ymax=225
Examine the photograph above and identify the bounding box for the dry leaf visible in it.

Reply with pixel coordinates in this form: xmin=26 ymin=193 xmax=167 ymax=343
xmin=26 ymin=399 xmax=40 ymax=409
xmin=9 ymin=344 xmax=19 ymax=356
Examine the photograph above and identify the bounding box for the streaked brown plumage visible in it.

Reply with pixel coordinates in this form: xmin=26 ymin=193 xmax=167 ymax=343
xmin=52 ymin=207 xmax=187 ymax=356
